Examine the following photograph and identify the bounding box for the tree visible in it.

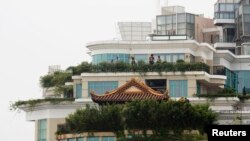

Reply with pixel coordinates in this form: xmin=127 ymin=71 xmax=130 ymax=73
xmin=58 ymin=100 xmax=217 ymax=141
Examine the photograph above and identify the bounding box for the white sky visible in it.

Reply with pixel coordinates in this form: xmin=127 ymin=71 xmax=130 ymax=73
xmin=0 ymin=0 xmax=217 ymax=140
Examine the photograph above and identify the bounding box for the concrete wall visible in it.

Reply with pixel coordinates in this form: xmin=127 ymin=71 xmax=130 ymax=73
xmin=195 ymin=16 xmax=217 ymax=43
xmin=47 ymin=118 xmax=65 ymax=141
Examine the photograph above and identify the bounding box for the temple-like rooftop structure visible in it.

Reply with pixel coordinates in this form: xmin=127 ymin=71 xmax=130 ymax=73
xmin=90 ymin=78 xmax=169 ymax=104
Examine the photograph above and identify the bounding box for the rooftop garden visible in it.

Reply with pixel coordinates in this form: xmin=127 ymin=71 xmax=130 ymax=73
xmin=196 ymin=88 xmax=250 ymax=100
xmin=40 ymin=61 xmax=210 ymax=89
xmin=39 ymin=61 xmax=209 ymax=97
xmin=10 ymin=98 xmax=75 ymax=111
xmin=56 ymin=100 xmax=216 ymax=141
xmin=196 ymin=88 xmax=237 ymax=98
xmin=67 ymin=60 xmax=210 ymax=75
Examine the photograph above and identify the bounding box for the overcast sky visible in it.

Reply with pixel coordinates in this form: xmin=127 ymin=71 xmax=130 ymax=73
xmin=0 ymin=0 xmax=216 ymax=140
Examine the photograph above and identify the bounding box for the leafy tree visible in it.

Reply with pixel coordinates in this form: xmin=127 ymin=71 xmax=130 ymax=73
xmin=59 ymin=100 xmax=217 ymax=140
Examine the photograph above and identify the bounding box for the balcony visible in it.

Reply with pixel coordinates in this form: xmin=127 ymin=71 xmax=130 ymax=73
xmin=214 ymin=19 xmax=235 ymax=25
xmin=214 ymin=42 xmax=236 ymax=48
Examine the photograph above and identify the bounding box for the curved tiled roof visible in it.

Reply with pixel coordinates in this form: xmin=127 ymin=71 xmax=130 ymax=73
xmin=90 ymin=78 xmax=168 ymax=104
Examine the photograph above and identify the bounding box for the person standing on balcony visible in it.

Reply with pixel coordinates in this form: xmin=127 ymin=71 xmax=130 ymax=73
xmin=115 ymin=56 xmax=119 ymax=63
xmin=131 ymin=56 xmax=136 ymax=65
xmin=157 ymin=56 xmax=162 ymax=63
xmin=149 ymin=54 xmax=155 ymax=64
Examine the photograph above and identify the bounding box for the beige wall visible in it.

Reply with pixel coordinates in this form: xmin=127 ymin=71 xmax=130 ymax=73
xmin=80 ymin=72 xmax=225 ymax=98
xmin=35 ymin=120 xmax=38 ymax=141
xmin=195 ymin=16 xmax=217 ymax=43
xmin=47 ymin=118 xmax=65 ymax=141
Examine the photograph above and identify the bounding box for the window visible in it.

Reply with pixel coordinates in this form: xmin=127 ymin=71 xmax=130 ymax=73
xmin=92 ymin=54 xmax=130 ymax=64
xmin=157 ymin=16 xmax=166 ymax=25
xmin=235 ymin=71 xmax=250 ymax=93
xmin=165 ymin=55 xmax=172 ymax=62
xmin=146 ymin=79 xmax=166 ymax=93
xmin=102 ymin=137 xmax=115 ymax=141
xmin=166 ymin=15 xmax=172 ymax=24
xmin=76 ymin=83 xmax=82 ymax=98
xmin=177 ymin=14 xmax=185 ymax=23
xmin=76 ymin=138 xmax=84 ymax=141
xmin=226 ymin=4 xmax=234 ymax=12
xmin=243 ymin=5 xmax=250 ymax=14
xmin=172 ymin=55 xmax=178 ymax=63
xmin=178 ymin=54 xmax=185 ymax=60
xmin=68 ymin=139 xmax=75 ymax=141
xmin=88 ymin=81 xmax=118 ymax=96
xmin=38 ymin=119 xmax=47 ymax=141
xmin=196 ymin=81 xmax=201 ymax=95
xmin=87 ymin=137 xmax=99 ymax=141
xmin=134 ymin=54 xmax=148 ymax=63
xmin=169 ymin=80 xmax=188 ymax=97
xmin=220 ymin=4 xmax=226 ymax=11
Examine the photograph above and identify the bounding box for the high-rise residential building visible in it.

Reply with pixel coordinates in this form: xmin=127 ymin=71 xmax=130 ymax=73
xmin=16 ymin=1 xmax=250 ymax=141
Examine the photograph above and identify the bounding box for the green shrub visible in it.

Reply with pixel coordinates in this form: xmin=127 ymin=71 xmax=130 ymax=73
xmin=58 ymin=100 xmax=217 ymax=139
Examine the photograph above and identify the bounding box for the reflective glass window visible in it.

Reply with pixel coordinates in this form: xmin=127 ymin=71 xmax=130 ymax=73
xmin=87 ymin=137 xmax=99 ymax=141
xmin=102 ymin=137 xmax=115 ymax=141
xmin=177 ymin=14 xmax=185 ymax=23
xmin=220 ymin=4 xmax=226 ymax=11
xmin=169 ymin=80 xmax=188 ymax=97
xmin=165 ymin=55 xmax=171 ymax=62
xmin=76 ymin=83 xmax=82 ymax=98
xmin=88 ymin=81 xmax=118 ymax=96
xmin=134 ymin=54 xmax=148 ymax=62
xmin=38 ymin=119 xmax=47 ymax=141
xmin=157 ymin=16 xmax=166 ymax=25
xmin=76 ymin=138 xmax=84 ymax=141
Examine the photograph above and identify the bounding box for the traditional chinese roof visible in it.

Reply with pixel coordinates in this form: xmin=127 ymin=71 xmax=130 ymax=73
xmin=90 ymin=78 xmax=168 ymax=104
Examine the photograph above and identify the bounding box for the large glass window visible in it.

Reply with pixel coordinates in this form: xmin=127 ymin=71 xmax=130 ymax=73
xmin=166 ymin=16 xmax=172 ymax=24
xmin=76 ymin=83 xmax=82 ymax=98
xmin=38 ymin=119 xmax=47 ymax=141
xmin=87 ymin=137 xmax=99 ymax=141
xmin=243 ymin=5 xmax=250 ymax=14
xmin=88 ymin=81 xmax=118 ymax=96
xmin=146 ymin=79 xmax=166 ymax=93
xmin=161 ymin=54 xmax=185 ymax=62
xmin=169 ymin=80 xmax=188 ymax=97
xmin=102 ymin=137 xmax=115 ymax=141
xmin=235 ymin=71 xmax=250 ymax=93
xmin=172 ymin=55 xmax=179 ymax=62
xmin=156 ymin=13 xmax=194 ymax=38
xmin=134 ymin=54 xmax=148 ymax=63
xmin=220 ymin=4 xmax=226 ymax=11
xmin=243 ymin=44 xmax=250 ymax=55
xmin=92 ymin=54 xmax=130 ymax=64
xmin=157 ymin=16 xmax=166 ymax=25
xmin=76 ymin=138 xmax=84 ymax=141
xmin=178 ymin=54 xmax=185 ymax=60
xmin=177 ymin=14 xmax=185 ymax=23
xmin=165 ymin=55 xmax=172 ymax=62
xmin=214 ymin=2 xmax=239 ymax=19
